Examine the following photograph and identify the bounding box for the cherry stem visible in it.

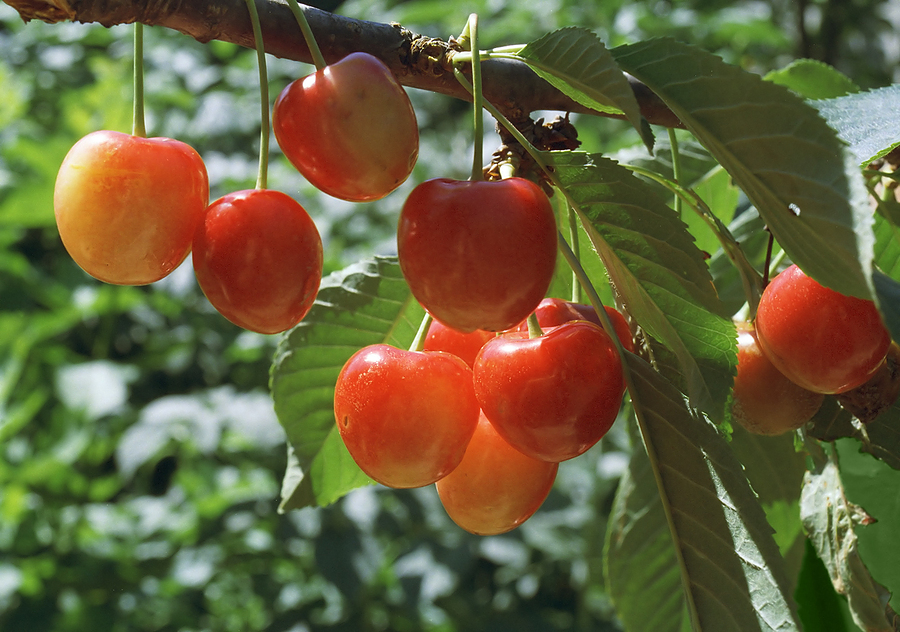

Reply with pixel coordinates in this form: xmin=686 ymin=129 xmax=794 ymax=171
xmin=557 ymin=231 xmax=627 ymax=358
xmin=285 ymin=0 xmax=327 ymax=71
xmin=132 ymin=22 xmax=146 ymax=138
xmin=409 ymin=311 xmax=433 ymax=353
xmin=566 ymin=201 xmax=581 ymax=303
xmin=453 ymin=14 xmax=484 ymax=182
xmin=245 ymin=0 xmax=270 ymax=190
xmin=667 ymin=128 xmax=683 ymax=218
xmin=762 ymin=229 xmax=775 ymax=287
xmin=526 ymin=313 xmax=543 ymax=338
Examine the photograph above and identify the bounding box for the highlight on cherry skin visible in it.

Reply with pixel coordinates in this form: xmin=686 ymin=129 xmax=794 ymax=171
xmin=397 ymin=176 xmax=558 ymax=333
xmin=730 ymin=321 xmax=824 ymax=436
xmin=333 ymin=344 xmax=480 ymax=489
xmin=436 ymin=410 xmax=559 ymax=536
xmin=755 ymin=264 xmax=892 ymax=394
xmin=474 ymin=320 xmax=626 ymax=463
xmin=191 ymin=188 xmax=323 ymax=335
xmin=54 ymin=130 xmax=209 ymax=286
xmin=272 ymin=52 xmax=419 ymax=202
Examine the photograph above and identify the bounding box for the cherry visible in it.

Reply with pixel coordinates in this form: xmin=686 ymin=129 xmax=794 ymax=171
xmin=436 ymin=411 xmax=558 ymax=535
xmin=516 ymin=297 xmax=635 ymax=353
xmin=731 ymin=321 xmax=824 ymax=435
xmin=473 ymin=321 xmax=625 ymax=463
xmin=191 ymin=189 xmax=323 ymax=335
xmin=54 ymin=130 xmax=209 ymax=285
xmin=334 ymin=344 xmax=479 ymax=489
xmin=755 ymin=264 xmax=891 ymax=394
xmin=272 ymin=52 xmax=418 ymax=202
xmin=397 ymin=177 xmax=558 ymax=333
xmin=422 ymin=320 xmax=495 ymax=369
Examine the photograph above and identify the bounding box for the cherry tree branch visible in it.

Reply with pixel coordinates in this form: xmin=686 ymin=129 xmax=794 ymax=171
xmin=6 ymin=0 xmax=682 ymax=128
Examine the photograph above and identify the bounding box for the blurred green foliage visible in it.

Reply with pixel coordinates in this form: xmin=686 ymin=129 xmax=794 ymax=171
xmin=0 ymin=0 xmax=897 ymax=630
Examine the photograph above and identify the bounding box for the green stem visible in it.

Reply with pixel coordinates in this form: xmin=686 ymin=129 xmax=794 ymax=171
xmin=567 ymin=201 xmax=581 ymax=303
xmin=667 ymin=128 xmax=682 ymax=218
xmin=526 ymin=313 xmax=543 ymax=338
xmin=245 ymin=0 xmax=270 ymax=190
xmin=132 ymin=22 xmax=146 ymax=138
xmin=557 ymin=232 xmax=624 ymax=356
xmin=454 ymin=14 xmax=484 ymax=181
xmin=409 ymin=311 xmax=433 ymax=352
xmin=285 ymin=0 xmax=327 ymax=71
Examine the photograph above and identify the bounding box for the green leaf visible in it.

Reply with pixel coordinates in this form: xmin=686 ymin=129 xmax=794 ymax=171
xmin=800 ymin=458 xmax=896 ymax=631
xmin=812 ymin=85 xmax=900 ymax=166
xmin=548 ymin=150 xmax=736 ymax=418
xmin=270 ymin=255 xmax=425 ymax=510
xmin=515 ymin=27 xmax=653 ymax=150
xmin=794 ymin=539 xmax=854 ymax=632
xmin=764 ymin=59 xmax=860 ymax=100
xmin=614 ymin=38 xmax=875 ymax=300
xmin=835 ymin=439 xmax=900 ymax=613
xmin=608 ymin=353 xmax=800 ymax=631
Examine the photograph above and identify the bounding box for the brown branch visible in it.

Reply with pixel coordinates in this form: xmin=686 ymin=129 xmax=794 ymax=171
xmin=6 ymin=0 xmax=682 ymax=128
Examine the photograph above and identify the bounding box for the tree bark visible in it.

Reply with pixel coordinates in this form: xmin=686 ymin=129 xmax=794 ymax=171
xmin=5 ymin=0 xmax=682 ymax=128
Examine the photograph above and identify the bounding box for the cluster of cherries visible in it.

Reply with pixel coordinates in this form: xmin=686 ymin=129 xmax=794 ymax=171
xmin=53 ymin=52 xmax=418 ymax=334
xmin=336 ymin=174 xmax=634 ymax=534
xmin=731 ymin=264 xmax=892 ymax=436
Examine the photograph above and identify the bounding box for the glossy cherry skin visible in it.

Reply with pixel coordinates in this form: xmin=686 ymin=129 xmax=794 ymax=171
xmin=423 ymin=319 xmax=495 ymax=369
xmin=334 ymin=345 xmax=479 ymax=489
xmin=473 ymin=321 xmax=625 ymax=463
xmin=515 ymin=297 xmax=635 ymax=353
xmin=54 ymin=130 xmax=209 ymax=285
xmin=731 ymin=321 xmax=824 ymax=435
xmin=192 ymin=189 xmax=323 ymax=335
xmin=398 ymin=177 xmax=558 ymax=333
xmin=272 ymin=52 xmax=418 ymax=202
xmin=436 ymin=411 xmax=558 ymax=535
xmin=755 ymin=264 xmax=891 ymax=394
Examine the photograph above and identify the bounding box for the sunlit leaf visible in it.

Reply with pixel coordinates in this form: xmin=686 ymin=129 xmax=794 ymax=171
xmin=614 ymin=38 xmax=875 ymax=300
xmin=607 ymin=353 xmax=801 ymax=631
xmin=270 ymin=256 xmax=424 ymax=510
xmin=548 ymin=150 xmax=735 ymax=418
xmin=516 ymin=27 xmax=653 ymax=150
xmin=812 ymin=85 xmax=900 ymax=166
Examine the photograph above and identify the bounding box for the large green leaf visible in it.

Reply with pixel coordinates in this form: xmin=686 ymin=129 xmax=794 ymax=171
xmin=548 ymin=150 xmax=735 ymax=418
xmin=270 ymin=256 xmax=425 ymax=510
xmin=607 ymin=353 xmax=800 ymax=631
xmin=812 ymin=85 xmax=900 ymax=166
xmin=514 ymin=27 xmax=653 ymax=150
xmin=613 ymin=38 xmax=874 ymax=300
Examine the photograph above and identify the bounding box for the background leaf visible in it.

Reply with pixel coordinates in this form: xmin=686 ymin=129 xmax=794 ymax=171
xmin=516 ymin=27 xmax=653 ymax=150
xmin=764 ymin=59 xmax=859 ymax=100
xmin=548 ymin=150 xmax=736 ymax=419
xmin=614 ymin=352 xmax=801 ymax=631
xmin=613 ymin=38 xmax=875 ymax=300
xmin=270 ymin=256 xmax=424 ymax=510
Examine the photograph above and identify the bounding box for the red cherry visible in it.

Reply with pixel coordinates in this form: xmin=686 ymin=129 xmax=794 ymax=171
xmin=422 ymin=320 xmax=495 ymax=369
xmin=273 ymin=52 xmax=418 ymax=202
xmin=474 ymin=321 xmax=625 ymax=463
xmin=516 ymin=297 xmax=635 ymax=353
xmin=731 ymin=321 xmax=824 ymax=435
xmin=192 ymin=189 xmax=322 ymax=334
xmin=755 ymin=264 xmax=891 ymax=394
xmin=398 ymin=177 xmax=558 ymax=333
xmin=334 ymin=345 xmax=479 ymax=489
xmin=54 ymin=130 xmax=209 ymax=285
xmin=436 ymin=411 xmax=558 ymax=535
